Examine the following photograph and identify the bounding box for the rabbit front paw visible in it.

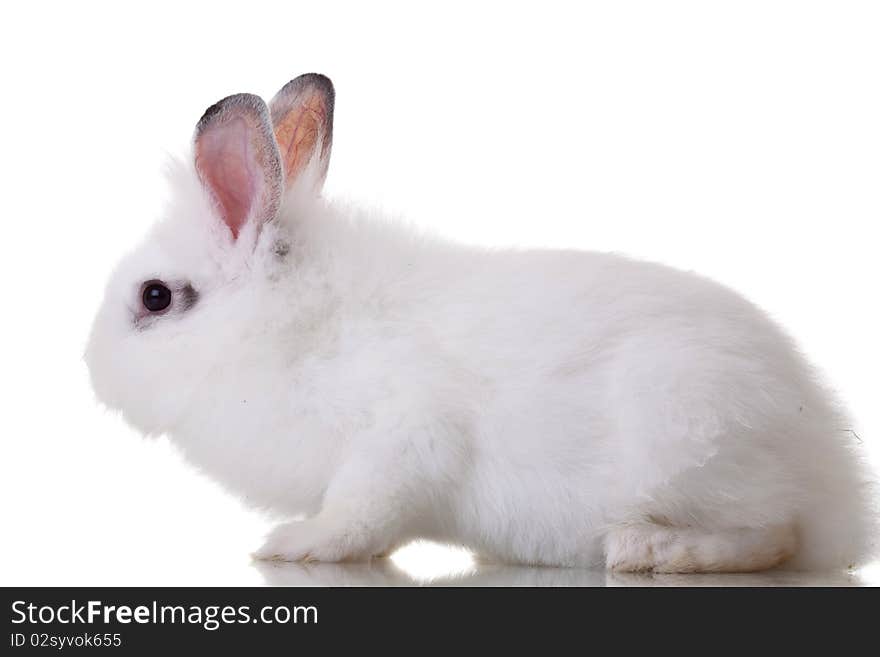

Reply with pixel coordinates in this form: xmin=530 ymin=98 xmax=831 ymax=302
xmin=252 ymin=518 xmax=381 ymax=563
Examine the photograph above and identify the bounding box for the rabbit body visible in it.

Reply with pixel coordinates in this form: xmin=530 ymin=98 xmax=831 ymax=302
xmin=86 ymin=76 xmax=873 ymax=571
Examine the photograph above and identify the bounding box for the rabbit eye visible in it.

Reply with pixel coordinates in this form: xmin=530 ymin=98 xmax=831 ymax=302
xmin=142 ymin=281 xmax=172 ymax=312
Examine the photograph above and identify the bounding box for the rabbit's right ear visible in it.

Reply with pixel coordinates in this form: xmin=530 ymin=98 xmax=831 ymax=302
xmin=269 ymin=73 xmax=335 ymax=193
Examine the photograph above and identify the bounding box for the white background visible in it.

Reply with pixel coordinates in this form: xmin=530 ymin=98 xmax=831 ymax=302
xmin=1 ymin=1 xmax=878 ymax=585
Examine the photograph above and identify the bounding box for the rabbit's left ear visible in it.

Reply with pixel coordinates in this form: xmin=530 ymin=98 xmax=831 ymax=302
xmin=269 ymin=73 xmax=335 ymax=192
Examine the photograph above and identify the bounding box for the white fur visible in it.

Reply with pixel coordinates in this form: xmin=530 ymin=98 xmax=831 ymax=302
xmin=86 ymin=110 xmax=875 ymax=573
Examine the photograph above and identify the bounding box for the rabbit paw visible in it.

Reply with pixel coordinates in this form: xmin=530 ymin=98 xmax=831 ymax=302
xmin=252 ymin=519 xmax=379 ymax=563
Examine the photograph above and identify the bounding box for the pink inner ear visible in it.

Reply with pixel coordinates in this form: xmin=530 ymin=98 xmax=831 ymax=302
xmin=195 ymin=117 xmax=261 ymax=239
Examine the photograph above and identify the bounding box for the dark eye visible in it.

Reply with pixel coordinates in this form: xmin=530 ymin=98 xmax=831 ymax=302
xmin=142 ymin=281 xmax=172 ymax=312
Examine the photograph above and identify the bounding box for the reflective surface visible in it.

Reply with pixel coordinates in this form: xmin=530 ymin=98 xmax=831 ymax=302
xmin=256 ymin=559 xmax=872 ymax=587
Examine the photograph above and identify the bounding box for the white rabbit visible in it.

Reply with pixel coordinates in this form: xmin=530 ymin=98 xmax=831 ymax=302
xmin=86 ymin=73 xmax=874 ymax=572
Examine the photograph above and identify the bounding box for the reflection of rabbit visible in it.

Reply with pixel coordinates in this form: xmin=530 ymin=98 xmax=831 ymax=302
xmin=604 ymin=570 xmax=865 ymax=588
xmin=87 ymin=73 xmax=873 ymax=572
xmin=253 ymin=559 xmax=611 ymax=587
xmin=254 ymin=561 xmax=865 ymax=588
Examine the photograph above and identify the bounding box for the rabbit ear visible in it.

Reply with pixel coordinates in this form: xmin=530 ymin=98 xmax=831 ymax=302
xmin=269 ymin=73 xmax=335 ymax=192
xmin=194 ymin=94 xmax=283 ymax=240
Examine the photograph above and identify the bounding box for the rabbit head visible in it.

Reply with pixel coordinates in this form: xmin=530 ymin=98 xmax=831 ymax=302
xmin=85 ymin=74 xmax=335 ymax=436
